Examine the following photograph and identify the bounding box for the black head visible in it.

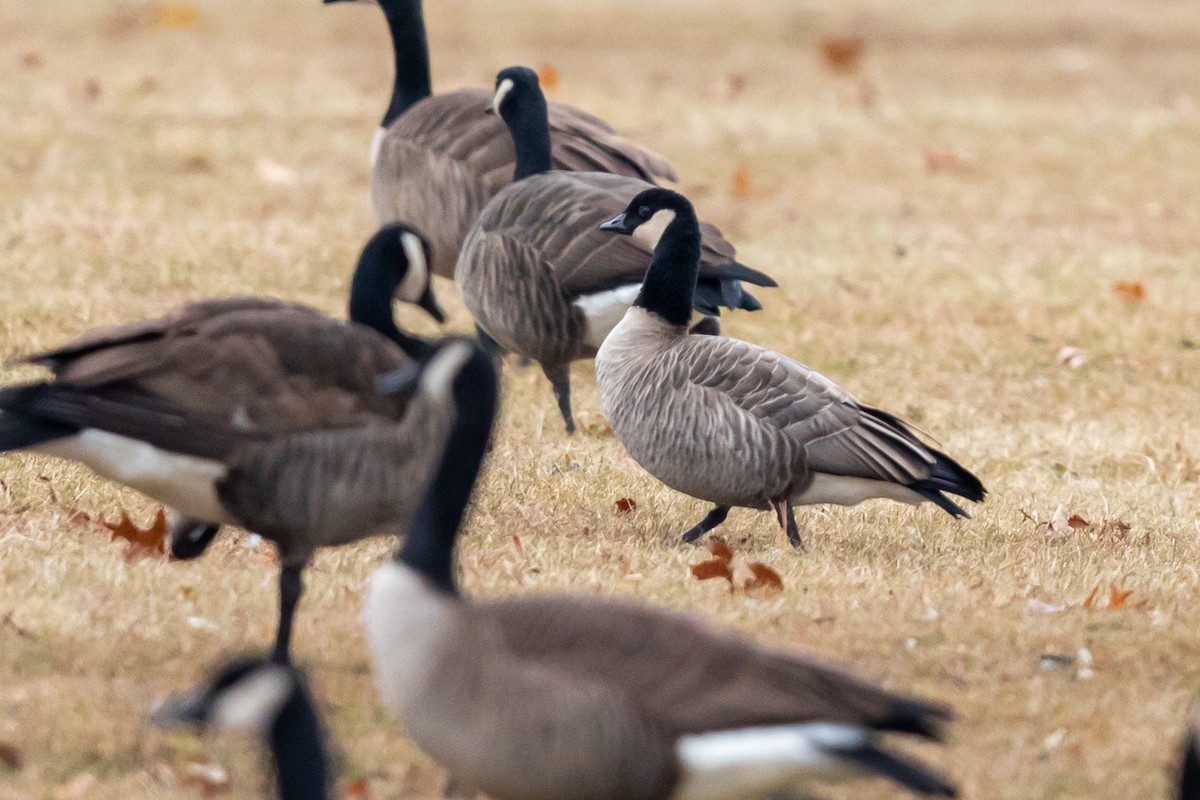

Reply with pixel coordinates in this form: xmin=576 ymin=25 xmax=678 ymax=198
xmin=355 ymin=223 xmax=445 ymax=324
xmin=152 ymin=657 xmax=301 ymax=733
xmin=599 ymin=188 xmax=695 ymax=236
xmin=488 ymin=66 xmax=541 ymax=118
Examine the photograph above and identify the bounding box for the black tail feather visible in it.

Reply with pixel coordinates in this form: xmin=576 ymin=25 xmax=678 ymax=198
xmin=0 ymin=386 xmax=78 ymax=452
xmin=833 ymin=743 xmax=957 ymax=797
xmin=698 ymin=260 xmax=778 ymax=288
xmin=860 ymin=405 xmax=986 ymax=516
xmin=875 ymin=698 xmax=954 ymax=741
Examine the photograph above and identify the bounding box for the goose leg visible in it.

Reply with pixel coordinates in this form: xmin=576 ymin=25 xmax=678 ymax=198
xmin=688 ymin=315 xmax=721 ymax=336
xmin=783 ymin=504 xmax=804 ymax=550
xmin=271 ymin=562 xmax=306 ymax=664
xmin=681 ymin=505 xmax=731 ymax=544
xmin=542 ymin=362 xmax=575 ymax=435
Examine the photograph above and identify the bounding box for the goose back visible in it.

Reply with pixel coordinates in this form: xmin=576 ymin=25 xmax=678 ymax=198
xmin=456 ymin=172 xmax=744 ymax=358
xmin=373 ymin=89 xmax=677 ymax=278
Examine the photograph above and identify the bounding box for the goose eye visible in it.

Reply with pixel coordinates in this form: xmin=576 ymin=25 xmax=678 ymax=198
xmin=638 ymin=205 xmax=651 ymax=217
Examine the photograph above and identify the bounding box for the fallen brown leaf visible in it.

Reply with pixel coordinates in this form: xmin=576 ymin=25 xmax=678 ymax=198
xmin=342 ymin=777 xmax=371 ymax=800
xmin=0 ymin=742 xmax=21 ymax=771
xmin=692 ymin=537 xmax=783 ymax=593
xmin=1067 ymin=514 xmax=1092 ymax=529
xmin=690 ymin=559 xmax=732 ymax=582
xmin=731 ymin=166 xmax=752 ymax=198
xmin=614 ymin=498 xmax=638 ymax=515
xmin=1108 ymin=584 xmax=1134 ymax=610
xmin=1113 ymin=280 xmax=1146 ymax=304
xmin=511 ymin=534 xmax=523 ymax=553
xmin=104 ymin=509 xmax=169 ymax=560
xmin=537 ymin=65 xmax=560 ymax=92
xmin=819 ymin=36 xmax=864 ymax=73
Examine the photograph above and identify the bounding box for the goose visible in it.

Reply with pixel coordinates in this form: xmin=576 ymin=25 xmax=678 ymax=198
xmin=593 ymin=188 xmax=986 ymax=547
xmin=0 ymin=223 xmax=452 ymax=663
xmin=457 ymin=67 xmax=776 ymax=433
xmin=323 ymin=0 xmax=678 ymax=280
xmin=152 ymin=656 xmax=329 ymax=800
xmin=363 ymin=339 xmax=958 ymax=800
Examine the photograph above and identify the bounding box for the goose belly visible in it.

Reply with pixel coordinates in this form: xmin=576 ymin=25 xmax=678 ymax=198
xmin=791 ymin=473 xmax=925 ymax=507
xmin=36 ymin=429 xmax=232 ymax=523
xmin=673 ymin=724 xmax=864 ymax=800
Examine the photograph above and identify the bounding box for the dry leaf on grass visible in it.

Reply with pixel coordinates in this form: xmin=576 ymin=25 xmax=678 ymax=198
xmin=819 ymin=36 xmax=864 ymax=73
xmin=537 ymin=65 xmax=560 ymax=92
xmin=690 ymin=537 xmax=783 ymax=593
xmin=1055 ymin=345 xmax=1087 ymax=369
xmin=1082 ymin=583 xmax=1149 ymax=611
xmin=104 ymin=509 xmax=169 ymax=561
xmin=183 ymin=761 xmax=230 ymax=797
xmin=1113 ymin=280 xmax=1146 ymax=304
xmin=342 ymin=777 xmax=370 ymax=800
xmin=731 ymin=166 xmax=752 ymax=198
xmin=0 ymin=742 xmax=21 ymax=770
xmin=614 ymin=498 xmax=638 ymax=515
xmin=154 ymin=3 xmax=199 ymax=30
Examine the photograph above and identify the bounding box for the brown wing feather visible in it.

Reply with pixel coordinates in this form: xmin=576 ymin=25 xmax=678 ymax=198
xmin=474 ymin=172 xmax=740 ymax=298
xmin=479 ymin=593 xmax=948 ymax=737
xmin=674 ymin=335 xmax=936 ymax=484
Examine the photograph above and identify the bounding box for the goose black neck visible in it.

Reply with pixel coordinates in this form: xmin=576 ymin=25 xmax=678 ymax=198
xmin=381 ymin=0 xmax=432 ymax=126
xmin=269 ymin=684 xmax=329 ymax=800
xmin=504 ymin=92 xmax=552 ymax=181
xmin=633 ymin=205 xmax=703 ymax=327
xmin=348 ymin=241 xmax=435 ymax=360
xmin=396 ymin=349 xmax=498 ymax=595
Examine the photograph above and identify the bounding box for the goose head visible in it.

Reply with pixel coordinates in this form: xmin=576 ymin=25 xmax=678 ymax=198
xmin=152 ymin=657 xmax=302 ymax=735
xmin=351 ymin=223 xmax=445 ymax=326
xmin=487 ymin=66 xmax=541 ymax=118
xmin=599 ymin=188 xmax=693 ymax=237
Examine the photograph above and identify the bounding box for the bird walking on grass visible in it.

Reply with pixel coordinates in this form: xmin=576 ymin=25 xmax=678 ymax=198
xmin=0 ymin=224 xmax=451 ymax=663
xmin=363 ymin=338 xmax=958 ymax=800
xmin=593 ymin=188 xmax=985 ymax=547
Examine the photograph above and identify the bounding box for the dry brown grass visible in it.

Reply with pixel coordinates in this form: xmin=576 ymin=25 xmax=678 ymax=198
xmin=1 ymin=1 xmax=1199 ymax=798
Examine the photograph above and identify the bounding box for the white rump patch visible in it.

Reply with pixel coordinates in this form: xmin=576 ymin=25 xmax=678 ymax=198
xmin=491 ymin=78 xmax=515 ymax=115
xmin=364 ymin=562 xmax=455 ymax=714
xmin=369 ymin=126 xmax=387 ymax=167
xmin=419 ymin=341 xmax=475 ymax=402
xmin=396 ymin=231 xmax=428 ymax=303
xmin=674 ymin=724 xmax=866 ymax=800
xmin=574 ymin=284 xmax=643 ymax=348
xmin=632 ymin=209 xmax=676 ymax=251
xmin=792 ymin=473 xmax=925 ymax=507
xmin=37 ymin=429 xmax=230 ymax=522
xmin=211 ymin=666 xmax=294 ymax=734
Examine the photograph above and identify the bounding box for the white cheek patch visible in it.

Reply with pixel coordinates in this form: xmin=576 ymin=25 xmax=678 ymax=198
xmin=397 ymin=231 xmax=429 ymax=303
xmin=420 ymin=341 xmax=474 ymax=402
xmin=491 ymin=78 xmax=515 ymax=115
xmin=632 ymin=210 xmax=676 ymax=251
xmin=210 ymin=667 xmax=294 ymax=734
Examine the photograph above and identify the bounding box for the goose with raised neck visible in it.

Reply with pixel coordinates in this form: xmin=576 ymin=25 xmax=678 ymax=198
xmin=364 ymin=343 xmax=957 ymax=800
xmin=0 ymin=223 xmax=454 ymax=664
xmin=455 ymin=67 xmax=776 ymax=434
xmin=594 ymin=187 xmax=985 ymax=547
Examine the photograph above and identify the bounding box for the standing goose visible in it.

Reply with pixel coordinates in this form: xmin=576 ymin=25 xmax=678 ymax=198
xmin=324 ymin=0 xmax=678 ymax=279
xmin=364 ymin=340 xmax=958 ymax=800
xmin=594 ymin=188 xmax=985 ymax=547
xmin=0 ymin=224 xmax=453 ymax=662
xmin=457 ymin=67 xmax=776 ymax=433
xmin=153 ymin=656 xmax=330 ymax=800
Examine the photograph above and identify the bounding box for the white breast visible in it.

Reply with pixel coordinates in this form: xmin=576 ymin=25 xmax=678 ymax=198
xmin=36 ymin=429 xmax=231 ymax=522
xmin=364 ymin=562 xmax=457 ymax=715
xmin=573 ymin=283 xmax=643 ymax=349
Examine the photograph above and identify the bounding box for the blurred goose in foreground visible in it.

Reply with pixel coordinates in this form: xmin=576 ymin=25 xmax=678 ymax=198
xmin=153 ymin=656 xmax=329 ymax=800
xmin=457 ymin=67 xmax=776 ymax=433
xmin=364 ymin=340 xmax=957 ymax=800
xmin=0 ymin=224 xmax=452 ymax=662
xmin=594 ymin=188 xmax=985 ymax=547
xmin=1180 ymin=708 xmax=1200 ymax=800
xmin=324 ymin=0 xmax=677 ymax=279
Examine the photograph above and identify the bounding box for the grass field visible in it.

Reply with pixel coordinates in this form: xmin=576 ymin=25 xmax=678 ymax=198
xmin=2 ymin=1 xmax=1199 ymax=798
